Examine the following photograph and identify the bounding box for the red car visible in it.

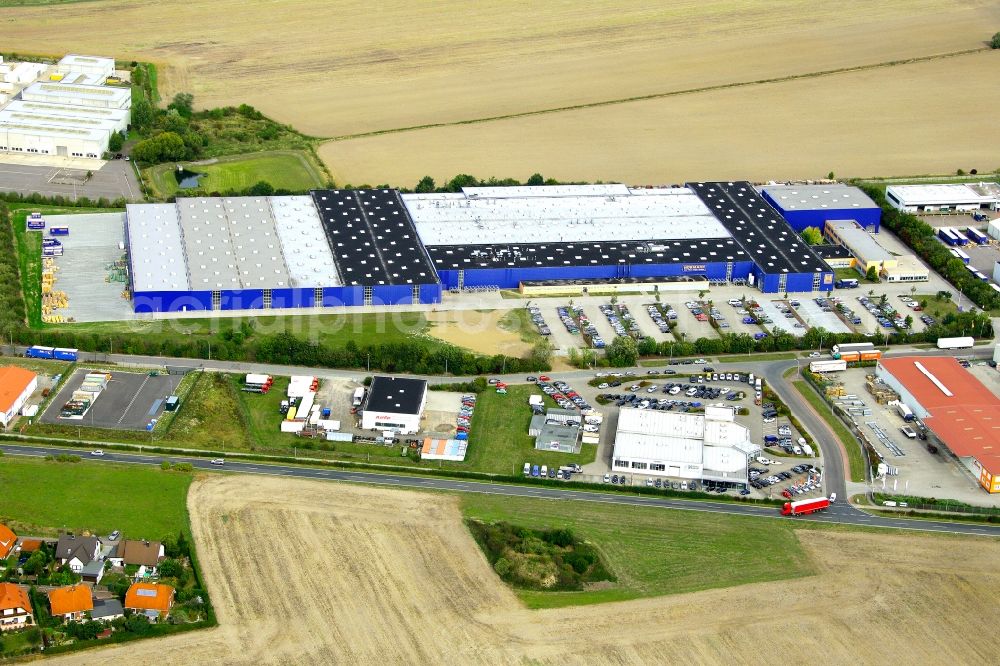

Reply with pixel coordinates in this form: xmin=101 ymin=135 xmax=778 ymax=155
xmin=781 ymin=489 xmax=792 ymax=499
xmin=539 ymin=375 xmax=550 ymax=382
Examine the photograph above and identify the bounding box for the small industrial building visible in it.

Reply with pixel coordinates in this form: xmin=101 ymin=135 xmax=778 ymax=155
xmin=811 ymin=244 xmax=855 ymax=269
xmin=885 ymin=183 xmax=1000 ymax=213
xmin=0 ymin=366 xmax=38 ymax=427
xmin=361 ymin=376 xmax=428 ymax=434
xmin=20 ymin=81 xmax=130 ymax=111
xmin=760 ymin=184 xmax=881 ymax=232
xmin=529 ymin=408 xmax=582 ymax=453
xmin=611 ymin=406 xmax=760 ymax=485
xmin=57 ymin=54 xmax=115 ymax=85
xmin=421 ymin=437 xmax=468 ymax=462
xmin=825 ymin=220 xmax=927 ymax=282
xmin=876 ymin=356 xmax=1000 ymax=493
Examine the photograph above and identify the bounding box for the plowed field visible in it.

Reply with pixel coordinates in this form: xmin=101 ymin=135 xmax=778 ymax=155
xmin=48 ymin=476 xmax=1000 ymax=665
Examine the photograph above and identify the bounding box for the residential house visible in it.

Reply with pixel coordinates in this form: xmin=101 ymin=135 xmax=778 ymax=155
xmin=55 ymin=534 xmax=104 ymax=584
xmin=0 ymin=583 xmax=33 ymax=631
xmin=124 ymin=583 xmax=174 ymax=621
xmin=114 ymin=540 xmax=165 ymax=578
xmin=48 ymin=583 xmax=93 ymax=621
xmin=18 ymin=539 xmax=42 ymax=555
xmin=0 ymin=524 xmax=15 ymax=560
xmin=91 ymin=598 xmax=124 ymax=623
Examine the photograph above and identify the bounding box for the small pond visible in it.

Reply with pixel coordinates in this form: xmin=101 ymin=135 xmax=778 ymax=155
xmin=174 ymin=168 xmax=204 ymax=189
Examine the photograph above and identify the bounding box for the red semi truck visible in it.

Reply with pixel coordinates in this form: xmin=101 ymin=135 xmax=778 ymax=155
xmin=781 ymin=497 xmax=831 ymax=516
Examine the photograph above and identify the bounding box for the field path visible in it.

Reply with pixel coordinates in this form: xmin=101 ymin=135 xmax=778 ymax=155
xmin=47 ymin=475 xmax=1000 ymax=664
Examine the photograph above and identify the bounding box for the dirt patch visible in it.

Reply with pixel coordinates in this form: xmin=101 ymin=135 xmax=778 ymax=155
xmin=426 ymin=310 xmax=532 ymax=357
xmin=47 ymin=476 xmax=1000 ymax=665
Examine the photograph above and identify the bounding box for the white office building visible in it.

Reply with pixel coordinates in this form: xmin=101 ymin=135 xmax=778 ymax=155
xmin=611 ymin=406 xmax=759 ymax=484
xmin=885 ymin=183 xmax=1000 ymax=213
xmin=360 ymin=376 xmax=428 ymax=435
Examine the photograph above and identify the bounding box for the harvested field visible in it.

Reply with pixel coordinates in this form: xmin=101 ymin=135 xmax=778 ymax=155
xmin=6 ymin=1 xmax=999 ymax=182
xmin=320 ymin=50 xmax=1000 ymax=186
xmin=50 ymin=476 xmax=1000 ymax=665
xmin=426 ymin=310 xmax=532 ymax=357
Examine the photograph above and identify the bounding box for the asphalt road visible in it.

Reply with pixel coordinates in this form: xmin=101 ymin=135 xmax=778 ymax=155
xmin=3 ymin=442 xmax=998 ymax=538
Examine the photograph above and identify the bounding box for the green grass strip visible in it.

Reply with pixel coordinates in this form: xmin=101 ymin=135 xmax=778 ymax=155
xmin=793 ymin=380 xmax=865 ymax=482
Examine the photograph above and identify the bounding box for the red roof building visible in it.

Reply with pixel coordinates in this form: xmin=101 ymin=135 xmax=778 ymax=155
xmin=877 ymin=356 xmax=1000 ymax=493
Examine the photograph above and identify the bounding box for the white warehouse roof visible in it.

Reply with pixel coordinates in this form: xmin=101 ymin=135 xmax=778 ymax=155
xmin=826 ymin=220 xmax=893 ymax=264
xmin=269 ymin=196 xmax=342 ymax=287
xmin=125 ymin=204 xmax=192 ymax=292
xmin=886 ymin=183 xmax=1000 ymax=206
xmin=403 ymin=185 xmax=730 ymax=247
xmin=760 ymin=184 xmax=878 ymax=211
xmin=21 ymin=81 xmax=130 ymax=109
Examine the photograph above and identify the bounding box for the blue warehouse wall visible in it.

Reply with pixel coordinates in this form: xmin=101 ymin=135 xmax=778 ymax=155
xmin=419 ymin=283 xmax=442 ymax=304
xmin=133 ymin=290 xmax=213 ymax=313
xmin=323 ymin=286 xmax=364 ymax=307
xmin=372 ymin=285 xmax=414 ymax=305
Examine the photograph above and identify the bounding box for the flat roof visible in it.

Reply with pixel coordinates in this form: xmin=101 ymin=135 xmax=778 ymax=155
xmin=760 ymin=184 xmax=879 ymax=212
xmin=21 ymin=81 xmax=130 ymax=107
xmin=812 ymin=243 xmax=854 ymax=260
xmin=175 ymin=198 xmax=241 ymax=289
xmin=3 ymin=100 xmax=128 ymax=124
xmin=0 ymin=117 xmax=108 ymax=142
xmin=366 ymin=376 xmax=427 ymax=415
xmin=311 ymin=189 xmax=437 ymax=286
xmin=221 ymin=197 xmax=290 ymax=288
xmin=885 ymin=183 xmax=1000 ymax=206
xmin=125 ymin=204 xmax=191 ymax=292
xmin=826 ymin=220 xmax=893 ymax=263
xmin=688 ymin=181 xmax=832 ymax=275
xmin=268 ymin=196 xmax=341 ymax=287
xmin=613 ymin=408 xmax=753 ymax=461
xmin=879 ymin=356 xmax=1000 ymax=474
xmin=426 ymin=237 xmax=748 ymax=271
xmin=404 ymin=185 xmax=729 ymax=247
xmin=59 ymin=54 xmax=114 ymax=69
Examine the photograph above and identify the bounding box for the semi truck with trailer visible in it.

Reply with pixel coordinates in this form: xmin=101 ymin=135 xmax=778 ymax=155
xmin=780 ymin=497 xmax=831 ymax=516
xmin=834 ymin=278 xmax=859 ymax=289
xmin=25 ymin=346 xmax=55 ymax=359
xmin=831 ymin=342 xmax=882 ymax=363
xmin=936 ymin=336 xmax=975 ymax=350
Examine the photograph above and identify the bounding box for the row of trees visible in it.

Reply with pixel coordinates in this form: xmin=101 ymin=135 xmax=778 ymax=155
xmin=859 ymin=184 xmax=1000 ymax=310
xmin=598 ymin=307 xmax=992 ymax=367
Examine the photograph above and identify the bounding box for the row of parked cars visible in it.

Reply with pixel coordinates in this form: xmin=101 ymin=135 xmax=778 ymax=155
xmin=527 ymin=306 xmax=551 ymax=336
xmin=858 ymin=294 xmax=910 ymax=330
xmin=524 ymin=462 xmax=582 ymax=480
xmin=645 ymin=303 xmax=676 ymax=333
xmin=749 ymin=463 xmax=818 ymax=490
xmin=455 ymin=394 xmax=477 ymax=439
xmin=600 ymin=393 xmax=704 ymax=411
xmin=537 ymin=378 xmax=591 ymax=411
xmin=556 ymin=306 xmax=579 ymax=334
xmin=598 ymin=303 xmax=642 ymax=338
xmin=576 ymin=308 xmax=606 ymax=349
xmin=814 ymin=296 xmax=863 ymax=326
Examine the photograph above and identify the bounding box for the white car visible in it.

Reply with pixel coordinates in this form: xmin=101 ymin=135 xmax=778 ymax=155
xmin=829 ymin=492 xmax=837 ymax=503
xmin=90 ymin=450 xmax=104 ymax=457
xmin=210 ymin=458 xmax=225 ymax=466
xmin=603 ymin=474 xmax=611 ymax=483
xmin=809 ymin=351 xmax=822 ymax=358
xmin=694 ymin=358 xmax=707 ymax=364
xmin=763 ymin=417 xmax=776 ymax=423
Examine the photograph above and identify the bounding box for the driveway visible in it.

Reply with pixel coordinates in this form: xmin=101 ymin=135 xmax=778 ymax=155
xmin=0 ymin=158 xmax=142 ymax=202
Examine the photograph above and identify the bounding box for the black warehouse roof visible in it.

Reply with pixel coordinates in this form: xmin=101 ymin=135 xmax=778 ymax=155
xmin=365 ymin=376 xmax=428 ymax=415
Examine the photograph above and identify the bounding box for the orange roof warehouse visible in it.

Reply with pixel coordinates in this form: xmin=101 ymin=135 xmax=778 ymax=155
xmin=0 ymin=366 xmax=38 ymax=427
xmin=876 ymin=357 xmax=1000 ymax=494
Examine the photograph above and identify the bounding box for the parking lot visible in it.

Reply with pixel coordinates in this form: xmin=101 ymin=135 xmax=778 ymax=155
xmin=755 ymin=300 xmax=800 ymax=334
xmin=40 ymin=369 xmax=182 ymax=430
xmin=833 ymin=367 xmax=998 ymax=505
xmin=0 ymin=159 xmax=141 ymax=202
xmin=796 ymin=298 xmax=851 ymax=333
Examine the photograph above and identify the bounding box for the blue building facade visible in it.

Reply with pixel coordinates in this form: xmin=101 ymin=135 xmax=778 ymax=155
xmin=760 ymin=185 xmax=881 ymax=233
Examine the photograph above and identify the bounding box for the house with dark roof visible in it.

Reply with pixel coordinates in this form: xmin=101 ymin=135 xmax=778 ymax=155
xmin=90 ymin=598 xmax=124 ymax=622
xmin=110 ymin=539 xmax=165 ymax=577
xmin=55 ymin=534 xmax=104 ymax=583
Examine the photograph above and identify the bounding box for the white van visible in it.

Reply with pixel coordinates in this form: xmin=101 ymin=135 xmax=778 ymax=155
xmin=523 ymin=463 xmax=531 ymax=476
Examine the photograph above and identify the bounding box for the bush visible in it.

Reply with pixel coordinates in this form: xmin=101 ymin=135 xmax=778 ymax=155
xmin=992 ymin=32 xmax=1000 ymax=49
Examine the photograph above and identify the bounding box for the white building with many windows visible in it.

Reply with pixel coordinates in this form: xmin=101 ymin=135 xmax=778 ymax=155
xmin=611 ymin=406 xmax=759 ymax=485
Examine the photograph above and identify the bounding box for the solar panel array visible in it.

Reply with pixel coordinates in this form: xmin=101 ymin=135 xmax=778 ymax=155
xmin=311 ymin=189 xmax=437 ymax=286
xmin=687 ymin=182 xmax=830 ymax=274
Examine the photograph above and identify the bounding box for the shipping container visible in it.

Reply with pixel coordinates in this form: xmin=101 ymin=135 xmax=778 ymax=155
xmin=955 ymin=248 xmax=971 ymax=264
xmin=965 ymin=227 xmax=989 ymax=245
xmin=49 ymin=226 xmax=69 ymax=236
xmin=809 ymin=359 xmax=847 ymax=373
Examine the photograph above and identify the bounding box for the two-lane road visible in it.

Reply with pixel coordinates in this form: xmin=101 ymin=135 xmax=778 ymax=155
xmin=3 ymin=443 xmax=998 ymax=538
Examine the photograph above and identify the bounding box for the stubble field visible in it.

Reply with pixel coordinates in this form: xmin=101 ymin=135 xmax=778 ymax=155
xmin=5 ymin=1 xmax=1000 ymax=183
xmin=49 ymin=475 xmax=1000 ymax=665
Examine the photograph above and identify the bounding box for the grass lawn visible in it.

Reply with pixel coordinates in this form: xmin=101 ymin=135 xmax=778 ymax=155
xmin=461 ymin=384 xmax=596 ymax=475
xmin=36 ymin=309 xmax=436 ymax=354
xmin=166 ymin=372 xmax=254 ymax=450
xmin=145 ymin=150 xmax=325 ymax=198
xmin=913 ymin=293 xmax=961 ymax=318
xmin=460 ymin=493 xmax=815 ymax=608
xmin=0 ymin=456 xmax=191 ymax=539
xmin=719 ymin=352 xmax=796 ymax=363
xmin=0 ymin=355 xmax=70 ymax=376
xmin=793 ymin=380 xmax=866 ymax=482
xmin=498 ymin=309 xmax=544 ymax=345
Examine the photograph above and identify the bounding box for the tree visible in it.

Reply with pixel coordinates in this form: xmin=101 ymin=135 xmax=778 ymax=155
xmin=158 ymin=558 xmax=182 ymax=579
xmin=606 ymin=336 xmax=639 ymax=367
xmin=827 ymin=171 xmax=835 ymax=180
xmin=526 ymin=172 xmax=544 ymax=186
xmin=415 ymin=175 xmax=436 ymax=193
xmin=131 ymin=131 xmax=186 ymax=163
xmin=108 ymin=132 xmax=124 ymax=152
xmin=801 ymin=226 xmax=823 ymax=245
xmin=904 ymin=315 xmax=913 ymax=329
xmin=247 ymin=181 xmax=274 ymax=196
xmin=130 ymin=98 xmax=154 ymax=132
xmin=865 ymin=265 xmax=878 ymax=282
xmin=168 ymin=92 xmax=195 ymax=118
xmin=991 ymin=32 xmax=1000 ymax=49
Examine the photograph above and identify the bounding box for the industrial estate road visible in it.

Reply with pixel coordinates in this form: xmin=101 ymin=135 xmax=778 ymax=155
xmin=2 ymin=442 xmax=998 ymax=538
